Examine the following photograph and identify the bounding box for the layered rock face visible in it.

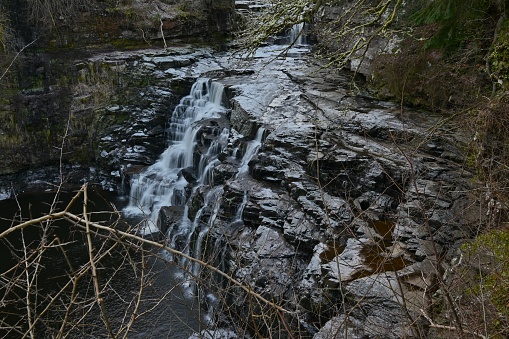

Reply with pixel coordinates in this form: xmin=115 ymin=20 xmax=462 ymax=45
xmin=0 ymin=47 xmax=223 ymax=194
xmin=150 ymin=46 xmax=479 ymax=337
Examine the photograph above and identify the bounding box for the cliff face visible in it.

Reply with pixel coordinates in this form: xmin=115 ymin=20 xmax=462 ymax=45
xmin=0 ymin=0 xmax=235 ymax=176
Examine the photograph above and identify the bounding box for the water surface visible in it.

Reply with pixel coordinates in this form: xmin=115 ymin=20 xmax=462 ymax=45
xmin=0 ymin=187 xmax=202 ymax=338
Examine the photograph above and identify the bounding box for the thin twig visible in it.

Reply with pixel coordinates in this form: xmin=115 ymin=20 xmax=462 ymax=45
xmin=0 ymin=188 xmax=84 ymax=240
xmin=159 ymin=19 xmax=167 ymax=49
xmin=120 ymin=251 xmax=145 ymax=339
xmin=83 ymin=185 xmax=115 ymax=338
xmin=0 ymin=39 xmax=38 ymax=81
xmin=63 ymin=208 xmax=293 ymax=315
xmin=420 ymin=309 xmax=487 ymax=339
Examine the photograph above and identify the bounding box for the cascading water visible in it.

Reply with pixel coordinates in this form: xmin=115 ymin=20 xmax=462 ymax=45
xmin=124 ymin=79 xmax=227 ymax=234
xmin=124 ymin=77 xmax=234 ymax=314
xmin=234 ymin=192 xmax=248 ymax=222
xmin=181 ymin=186 xmax=224 ymax=293
xmin=198 ymin=128 xmax=230 ymax=186
xmin=124 ymin=75 xmax=269 ymax=329
xmin=238 ymin=127 xmax=265 ymax=176
xmin=289 ymin=22 xmax=307 ymax=45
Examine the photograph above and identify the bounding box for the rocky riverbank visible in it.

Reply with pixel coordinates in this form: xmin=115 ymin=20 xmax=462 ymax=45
xmin=0 ymin=1 xmax=486 ymax=337
xmin=0 ymin=38 xmax=481 ymax=339
xmin=128 ymin=43 xmax=479 ymax=337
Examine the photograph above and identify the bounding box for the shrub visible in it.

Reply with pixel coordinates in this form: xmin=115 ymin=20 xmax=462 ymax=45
xmin=463 ymin=228 xmax=509 ymax=334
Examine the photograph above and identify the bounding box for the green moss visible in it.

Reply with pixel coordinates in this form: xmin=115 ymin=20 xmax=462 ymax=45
xmin=464 ymin=229 xmax=509 ymax=315
xmin=31 ymin=74 xmax=45 ymax=90
xmin=0 ymin=133 xmax=26 ymax=147
xmin=489 ymin=18 xmax=509 ymax=87
xmin=108 ymin=38 xmax=150 ymax=49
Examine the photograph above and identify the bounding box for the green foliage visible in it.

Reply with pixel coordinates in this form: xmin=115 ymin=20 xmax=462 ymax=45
xmin=464 ymin=229 xmax=509 ymax=315
xmin=489 ymin=18 xmax=509 ymax=85
xmin=411 ymin=0 xmax=456 ymax=25
xmin=0 ymin=16 xmax=7 ymax=53
xmin=410 ymin=0 xmax=492 ymax=51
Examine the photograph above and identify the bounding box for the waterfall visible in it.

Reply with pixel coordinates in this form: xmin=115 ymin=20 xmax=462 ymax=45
xmin=234 ymin=192 xmax=248 ymax=222
xmin=124 ymin=79 xmax=227 ymax=234
xmin=237 ymin=127 xmax=265 ymax=176
xmin=118 ymin=165 xmax=127 ymax=197
xmin=179 ymin=187 xmax=223 ymax=265
xmin=180 ymin=185 xmax=224 ymax=296
xmin=198 ymin=128 xmax=229 ymax=186
xmin=289 ymin=22 xmax=307 ymax=46
xmin=123 ymin=76 xmax=270 ymax=326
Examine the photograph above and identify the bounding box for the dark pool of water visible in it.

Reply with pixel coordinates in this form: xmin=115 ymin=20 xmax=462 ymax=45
xmin=0 ymin=186 xmax=204 ymax=338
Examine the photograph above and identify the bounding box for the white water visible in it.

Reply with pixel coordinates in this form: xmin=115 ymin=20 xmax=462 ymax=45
xmin=289 ymin=22 xmax=306 ymax=46
xmin=237 ymin=127 xmax=265 ymax=176
xmin=180 ymin=185 xmax=224 ymax=296
xmin=124 ymin=79 xmax=227 ymax=234
xmin=124 ymin=76 xmax=269 ymax=325
xmin=234 ymin=191 xmax=248 ymax=222
xmin=198 ymin=128 xmax=229 ymax=186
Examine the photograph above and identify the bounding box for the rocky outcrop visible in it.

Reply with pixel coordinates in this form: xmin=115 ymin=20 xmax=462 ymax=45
xmin=2 ymin=49 xmax=237 ymax=200
xmin=3 ymin=0 xmax=235 ymax=50
xmin=166 ymin=48 xmax=480 ymax=337
xmin=0 ymin=5 xmax=480 ymax=335
xmin=0 ymin=45 xmax=229 ymax=192
xmin=0 ymin=1 xmax=485 ymax=337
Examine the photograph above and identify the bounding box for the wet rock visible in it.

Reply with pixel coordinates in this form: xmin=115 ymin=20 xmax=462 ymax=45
xmin=203 ymin=56 xmax=477 ymax=337
xmin=188 ymin=328 xmax=238 ymax=339
xmin=283 ymin=211 xmax=322 ymax=250
xmin=313 ymin=314 xmax=367 ymax=339
xmin=228 ymin=98 xmax=259 ymax=138
xmin=354 ymin=191 xmax=396 ymax=215
xmin=158 ymin=206 xmax=185 ymax=236
xmin=221 ymin=180 xmax=248 ymax=218
xmin=226 ymin=225 xmax=303 ymax=305
xmin=212 ymin=163 xmax=238 ymax=184
xmin=254 ymin=226 xmax=295 ymax=258
xmin=142 ymin=55 xmax=196 ymax=69
xmin=180 ymin=167 xmax=198 ymax=183
xmin=343 ymin=273 xmax=425 ymax=338
xmin=322 ymin=238 xmax=367 ymax=284
xmin=36 ymin=36 xmax=480 ymax=339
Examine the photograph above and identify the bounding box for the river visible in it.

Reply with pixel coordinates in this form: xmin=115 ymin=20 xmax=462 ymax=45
xmin=0 ymin=187 xmax=204 ymax=338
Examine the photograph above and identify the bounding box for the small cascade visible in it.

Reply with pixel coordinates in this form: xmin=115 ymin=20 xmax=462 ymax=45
xmin=197 ymin=128 xmax=230 ymax=186
xmin=234 ymin=191 xmax=248 ymax=222
xmin=289 ymin=22 xmax=307 ymax=45
xmin=182 ymin=187 xmax=223 ymax=262
xmin=231 ymin=147 xmax=239 ymax=158
xmin=180 ymin=186 xmax=224 ymax=295
xmin=118 ymin=165 xmax=127 ymax=197
xmin=237 ymin=127 xmax=265 ymax=176
xmin=124 ymin=79 xmax=227 ymax=234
